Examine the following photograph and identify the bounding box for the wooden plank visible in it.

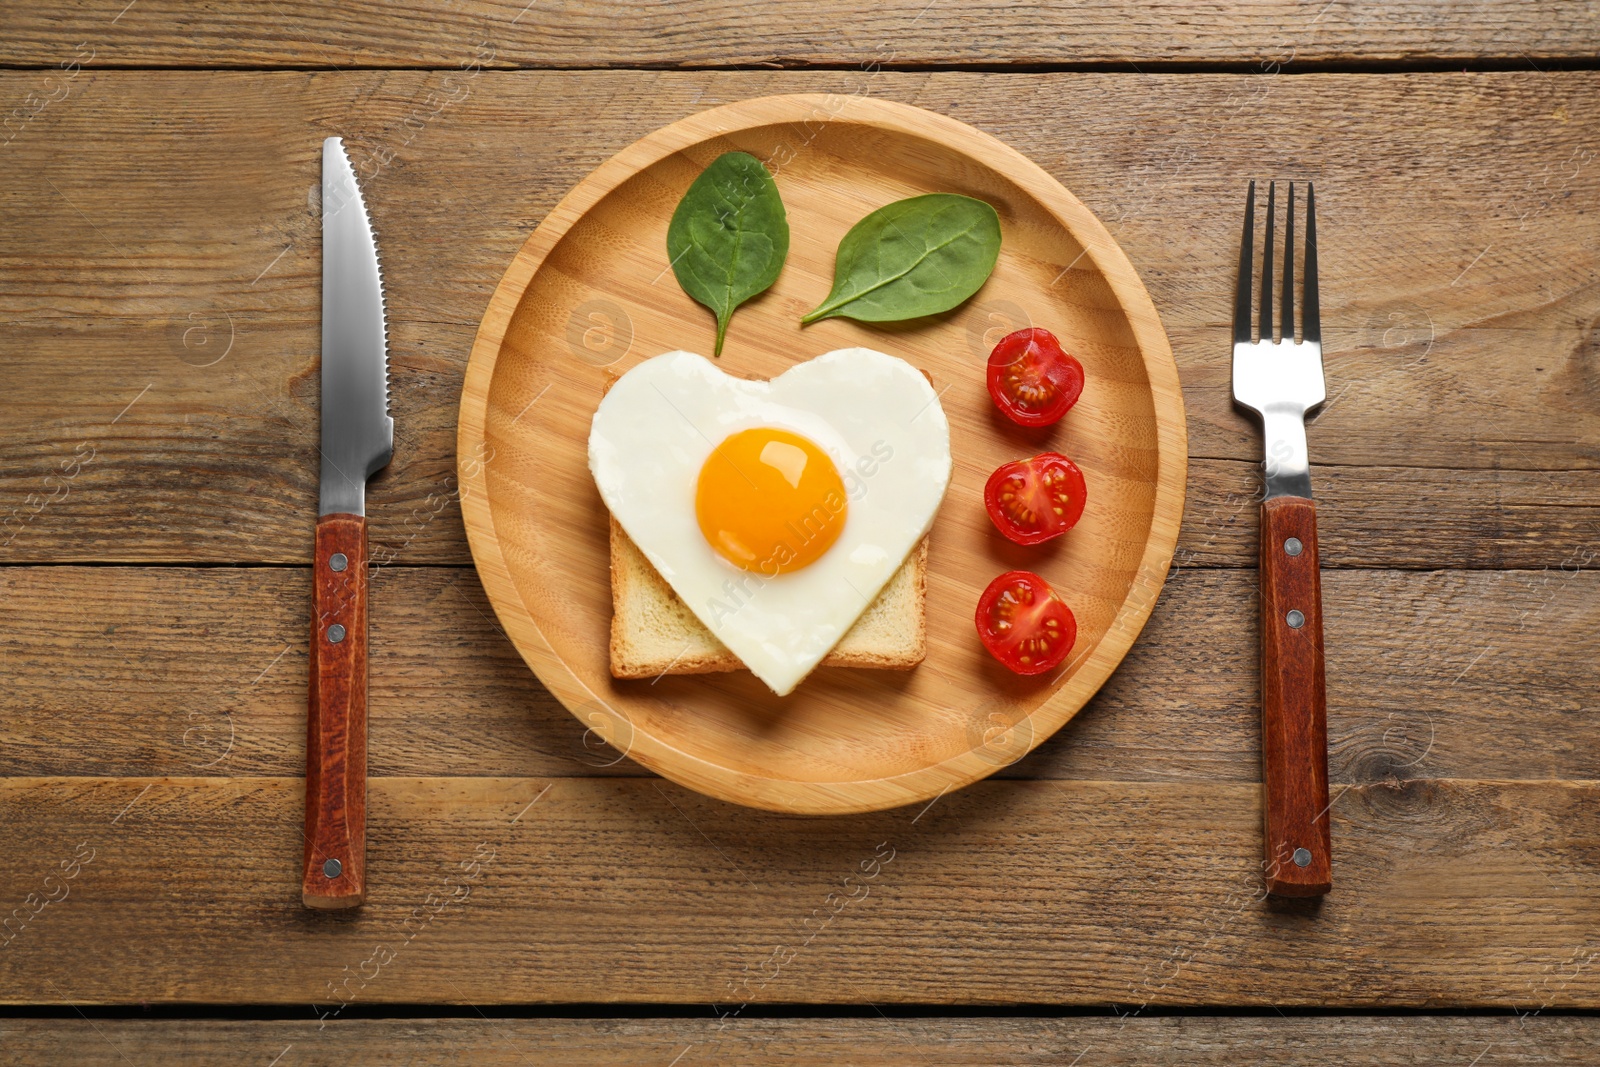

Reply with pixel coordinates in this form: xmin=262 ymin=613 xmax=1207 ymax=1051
xmin=2 ymin=71 xmax=1597 ymax=563
xmin=1178 ymin=461 xmax=1600 ymax=571
xmin=5 ymin=1015 xmax=1600 ymax=1066
xmin=0 ymin=776 xmax=1595 ymax=1006
xmin=3 ymin=566 xmax=1596 ymax=782
xmin=1 ymin=2 xmax=1595 ymax=69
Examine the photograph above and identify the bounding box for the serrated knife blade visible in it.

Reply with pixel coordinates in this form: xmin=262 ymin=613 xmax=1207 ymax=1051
xmin=304 ymin=136 xmax=391 ymax=911
xmin=320 ymin=137 xmax=393 ymax=514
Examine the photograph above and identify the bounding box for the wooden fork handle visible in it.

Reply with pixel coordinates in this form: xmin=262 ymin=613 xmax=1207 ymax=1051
xmin=304 ymin=513 xmax=368 ymax=909
xmin=1258 ymin=496 xmax=1332 ymax=897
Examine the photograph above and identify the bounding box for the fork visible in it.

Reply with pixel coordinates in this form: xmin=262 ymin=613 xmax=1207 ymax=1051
xmin=1232 ymin=180 xmax=1332 ymax=897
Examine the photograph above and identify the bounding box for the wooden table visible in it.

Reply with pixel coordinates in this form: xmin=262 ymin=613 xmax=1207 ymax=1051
xmin=3 ymin=4 xmax=1598 ymax=1062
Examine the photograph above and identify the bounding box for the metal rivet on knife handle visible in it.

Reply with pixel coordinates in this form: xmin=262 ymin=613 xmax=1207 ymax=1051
xmin=1284 ymin=537 xmax=1303 ymax=557
xmin=327 ymin=623 xmax=347 ymax=643
xmin=1292 ymin=848 xmax=1312 ymax=868
xmin=1286 ymin=610 xmax=1305 ymax=629
xmin=323 ymin=858 xmax=342 ymax=878
xmin=329 ymin=552 xmax=348 ymax=572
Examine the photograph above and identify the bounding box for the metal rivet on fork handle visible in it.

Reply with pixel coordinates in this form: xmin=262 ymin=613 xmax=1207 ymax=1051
xmin=327 ymin=623 xmax=346 ymax=643
xmin=1286 ymin=610 xmax=1305 ymax=629
xmin=323 ymin=857 xmax=342 ymax=879
xmin=1292 ymin=848 xmax=1312 ymax=868
xmin=329 ymin=552 xmax=348 ymax=572
xmin=1284 ymin=537 xmax=1303 ymax=556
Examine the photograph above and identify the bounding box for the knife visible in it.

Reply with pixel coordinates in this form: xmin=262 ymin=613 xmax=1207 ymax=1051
xmin=304 ymin=137 xmax=393 ymax=910
xmin=1232 ymin=181 xmax=1332 ymax=897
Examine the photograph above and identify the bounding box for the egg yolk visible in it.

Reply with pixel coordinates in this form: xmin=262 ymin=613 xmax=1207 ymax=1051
xmin=695 ymin=428 xmax=848 ymax=575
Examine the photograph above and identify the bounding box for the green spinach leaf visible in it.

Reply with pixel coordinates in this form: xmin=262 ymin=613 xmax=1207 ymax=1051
xmin=666 ymin=151 xmax=789 ymax=356
xmin=801 ymin=193 xmax=1001 ymax=325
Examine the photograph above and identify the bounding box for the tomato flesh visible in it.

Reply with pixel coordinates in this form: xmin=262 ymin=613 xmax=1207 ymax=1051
xmin=986 ymin=328 xmax=1085 ymax=427
xmin=975 ymin=570 xmax=1077 ymax=675
xmin=984 ymin=451 xmax=1087 ymax=545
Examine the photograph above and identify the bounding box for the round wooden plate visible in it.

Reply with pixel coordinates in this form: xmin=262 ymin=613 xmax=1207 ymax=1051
xmin=458 ymin=94 xmax=1186 ymax=814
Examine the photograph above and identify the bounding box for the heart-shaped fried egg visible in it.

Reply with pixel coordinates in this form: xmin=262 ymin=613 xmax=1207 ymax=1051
xmin=588 ymin=348 xmax=953 ymax=695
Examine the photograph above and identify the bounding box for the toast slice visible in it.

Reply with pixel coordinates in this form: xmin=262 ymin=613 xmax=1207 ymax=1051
xmin=608 ymin=515 xmax=928 ymax=679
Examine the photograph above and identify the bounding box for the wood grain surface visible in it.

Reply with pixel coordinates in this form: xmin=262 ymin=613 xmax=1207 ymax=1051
xmin=7 ymin=1016 xmax=1600 ymax=1066
xmin=2 ymin=35 xmax=1598 ymax=1046
xmin=2 ymin=565 xmax=1596 ymax=784
xmin=1 ymin=2 xmax=1595 ymax=68
xmin=0 ymin=775 xmax=1596 ymax=1006
xmin=1256 ymin=497 xmax=1332 ymax=896
xmin=2 ymin=71 xmax=1597 ymax=565
xmin=304 ymin=513 xmax=370 ymax=909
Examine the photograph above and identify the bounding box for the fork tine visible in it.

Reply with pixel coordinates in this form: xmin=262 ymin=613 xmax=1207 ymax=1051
xmin=1260 ymin=181 xmax=1275 ymax=343
xmin=1234 ymin=180 xmax=1255 ymax=344
xmin=1282 ymin=183 xmax=1295 ymax=343
xmin=1302 ymin=182 xmax=1320 ymax=343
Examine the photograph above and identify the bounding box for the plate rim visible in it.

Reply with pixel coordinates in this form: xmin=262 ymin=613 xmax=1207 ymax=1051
xmin=457 ymin=92 xmax=1188 ymax=814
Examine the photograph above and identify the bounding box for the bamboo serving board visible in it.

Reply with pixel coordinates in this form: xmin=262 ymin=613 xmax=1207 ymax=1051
xmin=457 ymin=94 xmax=1186 ymax=814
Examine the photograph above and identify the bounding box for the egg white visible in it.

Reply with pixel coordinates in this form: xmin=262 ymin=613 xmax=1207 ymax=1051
xmin=588 ymin=348 xmax=953 ymax=696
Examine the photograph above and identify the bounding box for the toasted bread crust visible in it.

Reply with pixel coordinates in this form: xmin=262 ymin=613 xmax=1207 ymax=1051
xmin=608 ymin=516 xmax=928 ymax=679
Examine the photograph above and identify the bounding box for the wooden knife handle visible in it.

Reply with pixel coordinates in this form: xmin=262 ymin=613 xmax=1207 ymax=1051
xmin=304 ymin=513 xmax=369 ymax=909
xmin=1258 ymin=496 xmax=1332 ymax=897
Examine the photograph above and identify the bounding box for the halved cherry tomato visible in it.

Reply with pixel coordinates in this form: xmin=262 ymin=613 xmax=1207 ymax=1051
xmin=983 ymin=451 xmax=1087 ymax=545
xmin=975 ymin=570 xmax=1077 ymax=675
xmin=986 ymin=328 xmax=1084 ymax=427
